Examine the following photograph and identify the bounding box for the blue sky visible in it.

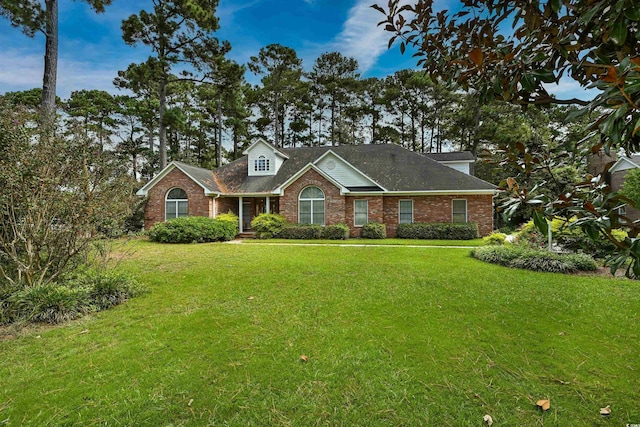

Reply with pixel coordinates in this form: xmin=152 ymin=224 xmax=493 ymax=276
xmin=0 ymin=0 xmax=592 ymax=101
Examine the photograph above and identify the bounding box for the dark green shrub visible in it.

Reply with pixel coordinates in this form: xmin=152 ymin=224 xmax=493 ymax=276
xmin=148 ymin=216 xmax=237 ymax=243
xmin=396 ymin=222 xmax=479 ymax=240
xmin=323 ymin=223 xmax=350 ymax=240
xmin=8 ymin=284 xmax=91 ymax=324
xmin=278 ymin=224 xmax=323 ymax=239
xmin=251 ymin=213 xmax=287 ymax=239
xmin=360 ymin=222 xmax=386 ymax=239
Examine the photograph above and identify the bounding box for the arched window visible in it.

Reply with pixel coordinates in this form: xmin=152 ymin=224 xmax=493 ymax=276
xmin=165 ymin=188 xmax=188 ymax=220
xmin=299 ymin=186 xmax=325 ymax=225
xmin=254 ymin=155 xmax=270 ymax=172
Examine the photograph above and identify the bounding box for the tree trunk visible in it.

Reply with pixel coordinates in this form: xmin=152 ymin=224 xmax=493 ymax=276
xmin=41 ymin=0 xmax=58 ymax=121
xmin=217 ymin=93 xmax=223 ymax=167
xmin=158 ymin=76 xmax=167 ymax=168
xmin=330 ymin=99 xmax=336 ymax=146
xmin=274 ymin=94 xmax=280 ymax=147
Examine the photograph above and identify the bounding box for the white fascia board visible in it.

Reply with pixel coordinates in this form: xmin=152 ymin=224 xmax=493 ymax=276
xmin=242 ymin=138 xmax=289 ymax=159
xmin=610 ymin=157 xmax=639 ymax=174
xmin=273 ymin=163 xmax=349 ymax=196
xmin=136 ymin=163 xmax=178 ymax=196
xmin=218 ymin=192 xmax=273 ymax=197
xmin=135 ymin=162 xmax=214 ymax=196
xmin=438 ymin=160 xmax=473 ymax=165
xmin=314 ymin=149 xmax=388 ymax=192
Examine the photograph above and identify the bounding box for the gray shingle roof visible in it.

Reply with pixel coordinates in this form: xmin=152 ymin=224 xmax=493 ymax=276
xmin=173 ymin=161 xmax=221 ymax=193
xmin=212 ymin=144 xmax=495 ymax=194
xmin=423 ymin=151 xmax=475 ymax=162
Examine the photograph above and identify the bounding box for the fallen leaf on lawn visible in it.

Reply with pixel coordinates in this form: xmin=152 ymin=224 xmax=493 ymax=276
xmin=188 ymin=398 xmax=193 ymax=407
xmin=247 ymin=296 xmax=254 ymax=300
xmin=536 ymin=399 xmax=551 ymax=411
xmin=600 ymin=405 xmax=611 ymax=415
xmin=483 ymin=414 xmax=493 ymax=426
xmin=300 ymin=355 xmax=308 ymax=362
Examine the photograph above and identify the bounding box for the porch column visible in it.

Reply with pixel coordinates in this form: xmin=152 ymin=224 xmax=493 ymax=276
xmin=266 ymin=196 xmax=270 ymax=214
xmin=238 ymin=196 xmax=243 ymax=234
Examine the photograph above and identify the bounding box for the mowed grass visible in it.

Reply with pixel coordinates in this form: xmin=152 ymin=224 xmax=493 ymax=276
xmin=241 ymin=237 xmax=484 ymax=246
xmin=1 ymin=241 xmax=639 ymax=426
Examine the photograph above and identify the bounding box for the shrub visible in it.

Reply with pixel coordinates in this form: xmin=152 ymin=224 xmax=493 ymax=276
xmin=360 ymin=222 xmax=386 ymax=239
xmin=8 ymin=284 xmax=91 ymax=324
xmin=215 ymin=211 xmax=240 ymax=233
xmin=471 ymin=246 xmax=526 ymax=266
xmin=471 ymin=246 xmax=598 ymax=274
xmin=72 ymin=270 xmax=146 ymax=310
xmin=278 ymin=224 xmax=323 ymax=239
xmin=323 ymin=223 xmax=350 ymax=240
xmin=397 ymin=222 xmax=479 ymax=240
xmin=508 ymin=252 xmax=574 ymax=273
xmin=483 ymin=232 xmax=507 ymax=246
xmin=148 ymin=216 xmax=237 ymax=243
xmin=251 ymin=213 xmax=287 ymax=239
xmin=563 ymin=253 xmax=598 ymax=271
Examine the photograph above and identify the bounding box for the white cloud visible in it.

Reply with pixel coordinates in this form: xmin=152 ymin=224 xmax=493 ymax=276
xmin=543 ymin=76 xmax=598 ymax=103
xmin=327 ymin=0 xmax=393 ymax=74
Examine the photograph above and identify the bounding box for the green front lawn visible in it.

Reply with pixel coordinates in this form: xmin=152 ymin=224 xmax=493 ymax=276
xmin=241 ymin=237 xmax=484 ymax=246
xmin=1 ymin=241 xmax=638 ymax=425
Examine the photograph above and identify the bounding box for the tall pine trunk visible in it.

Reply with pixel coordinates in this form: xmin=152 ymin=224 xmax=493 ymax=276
xmin=158 ymin=76 xmax=167 ymax=168
xmin=41 ymin=0 xmax=58 ymax=121
xmin=217 ymin=93 xmax=223 ymax=167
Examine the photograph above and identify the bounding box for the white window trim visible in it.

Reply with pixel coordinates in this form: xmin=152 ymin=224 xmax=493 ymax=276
xmin=452 ymin=199 xmax=468 ymax=223
xmin=298 ymin=186 xmax=325 ymax=226
xmin=254 ymin=155 xmax=270 ymax=172
xmin=165 ymin=187 xmax=188 ymax=220
xmin=398 ymin=199 xmax=413 ymax=224
xmin=354 ymin=199 xmax=368 ymax=227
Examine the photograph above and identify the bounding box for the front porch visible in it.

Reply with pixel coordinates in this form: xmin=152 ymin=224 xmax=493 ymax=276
xmin=216 ymin=196 xmax=280 ymax=234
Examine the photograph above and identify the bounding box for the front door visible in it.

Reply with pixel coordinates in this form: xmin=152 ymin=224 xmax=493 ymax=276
xmin=242 ymin=200 xmax=252 ymax=230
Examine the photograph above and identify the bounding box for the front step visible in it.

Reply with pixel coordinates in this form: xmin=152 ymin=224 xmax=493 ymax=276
xmin=238 ymin=232 xmax=255 ymax=239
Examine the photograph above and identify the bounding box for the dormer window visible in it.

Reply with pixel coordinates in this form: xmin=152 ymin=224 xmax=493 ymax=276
xmin=254 ymin=155 xmax=270 ymax=172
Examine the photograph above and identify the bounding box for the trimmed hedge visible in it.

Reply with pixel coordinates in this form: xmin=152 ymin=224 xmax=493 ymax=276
xmin=323 ymin=223 xmax=350 ymax=240
xmin=148 ymin=216 xmax=237 ymax=243
xmin=471 ymin=246 xmax=598 ymax=273
xmin=397 ymin=222 xmax=479 ymax=240
xmin=251 ymin=213 xmax=287 ymax=239
xmin=277 ymin=224 xmax=323 ymax=239
xmin=360 ymin=222 xmax=386 ymax=239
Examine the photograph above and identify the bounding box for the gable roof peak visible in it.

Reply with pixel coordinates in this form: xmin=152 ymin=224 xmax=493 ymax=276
xmin=242 ymin=137 xmax=289 ymax=159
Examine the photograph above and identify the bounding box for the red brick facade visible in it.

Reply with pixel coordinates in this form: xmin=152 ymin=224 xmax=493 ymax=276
xmin=144 ymin=167 xmax=494 ymax=236
xmin=143 ymin=168 xmax=212 ymax=230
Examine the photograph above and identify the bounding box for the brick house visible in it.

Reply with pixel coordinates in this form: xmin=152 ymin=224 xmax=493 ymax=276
xmin=137 ymin=139 xmax=497 ymax=237
xmin=605 ymin=153 xmax=640 ymax=222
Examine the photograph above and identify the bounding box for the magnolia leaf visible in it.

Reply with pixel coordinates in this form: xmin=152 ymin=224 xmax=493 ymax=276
xmin=300 ymin=355 xmax=308 ymax=362
xmin=610 ymin=19 xmax=627 ymax=45
xmin=600 ymin=405 xmax=611 ymax=415
xmin=533 ymin=211 xmax=549 ymax=236
xmin=536 ymin=399 xmax=551 ymax=411
xmin=506 ymin=177 xmax=517 ymax=190
xmin=483 ymin=414 xmax=494 ymax=426
xmin=601 ymin=67 xmax=617 ymax=83
xmin=633 ymin=116 xmax=640 ymax=137
xmin=469 ymin=48 xmax=483 ymax=66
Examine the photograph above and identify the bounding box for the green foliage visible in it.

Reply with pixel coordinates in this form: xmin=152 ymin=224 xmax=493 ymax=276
xmin=471 ymin=246 xmax=597 ymax=273
xmin=360 ymin=222 xmax=387 ymax=239
xmin=147 ymin=217 xmax=237 ymax=243
xmin=277 ymin=224 xmax=323 ymax=240
xmin=620 ymin=167 xmax=640 ymax=207
xmin=214 ymin=211 xmax=239 ymax=236
xmin=482 ymin=232 xmax=507 ymax=245
xmin=250 ymin=213 xmax=287 ymax=239
xmin=397 ymin=222 xmax=479 ymax=240
xmin=322 ymin=223 xmax=350 ymax=240
xmin=2 ymin=269 xmax=146 ymax=325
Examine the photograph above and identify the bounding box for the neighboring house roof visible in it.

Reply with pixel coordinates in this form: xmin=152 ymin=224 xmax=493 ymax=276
xmin=213 ymin=144 xmax=496 ymax=195
xmin=610 ymin=156 xmax=640 ymax=174
xmin=423 ymin=151 xmax=475 ymax=162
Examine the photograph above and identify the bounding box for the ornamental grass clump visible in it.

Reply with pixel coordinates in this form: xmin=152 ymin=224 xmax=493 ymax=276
xmin=471 ymin=246 xmax=598 ymax=274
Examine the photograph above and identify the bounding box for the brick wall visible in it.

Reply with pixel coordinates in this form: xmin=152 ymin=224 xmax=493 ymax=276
xmin=345 ymin=196 xmax=384 ymax=237
xmin=382 ymin=194 xmax=493 ymax=237
xmin=611 ymin=170 xmax=640 ymax=222
xmin=143 ymin=168 xmax=212 ymax=229
xmin=215 ymin=197 xmax=239 ymax=217
xmin=280 ymin=169 xmax=346 ymax=225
